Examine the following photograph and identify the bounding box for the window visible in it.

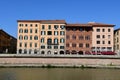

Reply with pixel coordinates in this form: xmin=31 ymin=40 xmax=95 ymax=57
xmin=47 ymin=46 xmax=52 ymax=49
xmin=72 ymin=43 xmax=76 ymax=47
xmin=41 ymin=51 xmax=45 ymax=54
xmin=54 ymin=38 xmax=58 ymax=44
xmin=102 ymin=41 xmax=105 ymax=44
xmin=30 ymin=43 xmax=32 ymax=47
xmin=42 ymin=25 xmax=45 ymax=29
xmin=35 ymin=29 xmax=37 ymax=33
xmin=30 ymin=29 xmax=32 ymax=33
xmin=60 ymin=46 xmax=64 ymax=49
xmin=47 ymin=31 xmax=52 ymax=35
xmin=48 ymin=25 xmax=51 ymax=29
xmin=72 ymin=28 xmax=76 ymax=31
xmin=117 ymin=45 xmax=119 ymax=49
xmin=30 ymin=35 xmax=32 ymax=40
xmin=102 ymin=35 xmax=105 ymax=38
xmin=79 ymin=28 xmax=83 ymax=31
xmin=66 ymin=43 xmax=69 ymax=47
xmin=72 ymin=35 xmax=76 ymax=39
xmin=85 ymin=35 xmax=90 ymax=40
xmin=19 ymin=43 xmax=22 ymax=47
xmin=54 ymin=25 xmax=58 ymax=29
xmin=96 ymin=35 xmax=100 ymax=38
xmin=35 ymin=43 xmax=37 ymax=47
xmin=41 ymin=38 xmax=44 ymax=43
xmin=41 ymin=31 xmax=46 ymax=35
xmin=60 ymin=38 xmax=65 ymax=43
xmin=34 ymin=49 xmax=37 ymax=54
xmin=35 ymin=24 xmax=38 ymax=27
xmin=30 ymin=24 xmax=32 ymax=27
xmin=108 ymin=29 xmax=111 ymax=32
xmin=25 ymin=24 xmax=28 ymax=27
xmin=79 ymin=43 xmax=83 ymax=47
xmin=19 ymin=29 xmax=23 ymax=33
xmin=60 ymin=25 xmax=65 ymax=29
xmin=34 ymin=36 xmax=38 ymax=40
xmin=79 ymin=36 xmax=84 ymax=40
xmin=41 ymin=46 xmax=45 ymax=49
xmin=19 ymin=24 xmax=22 ymax=27
xmin=19 ymin=35 xmax=23 ymax=40
xmin=96 ymin=29 xmax=100 ymax=32
xmin=86 ymin=44 xmax=89 ymax=48
xmin=66 ymin=35 xmax=70 ymax=39
xmin=97 ymin=41 xmax=100 ymax=44
xmin=25 ymin=43 xmax=27 ymax=47
xmin=102 ymin=29 xmax=105 ymax=32
xmin=47 ymin=38 xmax=52 ymax=44
xmin=54 ymin=31 xmax=58 ymax=35
xmin=54 ymin=46 xmax=58 ymax=49
xmin=24 ymin=29 xmax=28 ymax=33
xmin=107 ymin=47 xmax=112 ymax=51
xmin=24 ymin=49 xmax=27 ymax=54
xmin=24 ymin=35 xmax=28 ymax=40
xmin=60 ymin=31 xmax=65 ymax=35
xmin=117 ymin=37 xmax=119 ymax=42
xmin=108 ymin=41 xmax=111 ymax=44
xmin=108 ymin=35 xmax=111 ymax=39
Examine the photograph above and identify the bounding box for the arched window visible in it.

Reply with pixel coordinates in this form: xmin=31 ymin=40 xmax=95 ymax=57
xmin=60 ymin=38 xmax=65 ymax=43
xmin=24 ymin=49 xmax=27 ymax=54
xmin=41 ymin=38 xmax=44 ymax=43
xmin=29 ymin=49 xmax=32 ymax=54
xmin=24 ymin=35 xmax=28 ymax=40
xmin=34 ymin=49 xmax=37 ymax=54
xmin=47 ymin=38 xmax=52 ymax=44
xmin=19 ymin=35 xmax=23 ymax=40
xmin=41 ymin=51 xmax=45 ymax=54
xmin=54 ymin=38 xmax=58 ymax=44
xmin=47 ymin=51 xmax=51 ymax=54
xmin=34 ymin=36 xmax=38 ymax=40
xmin=19 ymin=49 xmax=22 ymax=54
xmin=19 ymin=29 xmax=23 ymax=33
xmin=60 ymin=51 xmax=64 ymax=54
xmin=24 ymin=29 xmax=28 ymax=33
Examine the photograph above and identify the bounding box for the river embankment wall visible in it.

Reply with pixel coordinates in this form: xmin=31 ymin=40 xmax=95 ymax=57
xmin=0 ymin=57 xmax=120 ymax=68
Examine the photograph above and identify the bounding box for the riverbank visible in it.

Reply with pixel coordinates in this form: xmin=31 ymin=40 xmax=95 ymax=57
xmin=0 ymin=57 xmax=120 ymax=69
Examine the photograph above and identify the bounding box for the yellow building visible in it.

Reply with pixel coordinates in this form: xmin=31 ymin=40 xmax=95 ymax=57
xmin=17 ymin=20 xmax=66 ymax=55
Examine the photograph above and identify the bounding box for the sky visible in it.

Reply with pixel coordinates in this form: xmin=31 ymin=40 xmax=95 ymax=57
xmin=0 ymin=0 xmax=120 ymax=38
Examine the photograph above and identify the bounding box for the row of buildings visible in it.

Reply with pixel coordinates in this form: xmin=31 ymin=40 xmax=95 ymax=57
xmin=1 ymin=19 xmax=120 ymax=56
xmin=17 ymin=20 xmax=116 ymax=55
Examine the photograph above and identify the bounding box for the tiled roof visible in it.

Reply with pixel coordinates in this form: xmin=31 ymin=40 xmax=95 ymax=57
xmin=66 ymin=22 xmax=115 ymax=27
xmin=17 ymin=20 xmax=66 ymax=24
xmin=66 ymin=24 xmax=92 ymax=27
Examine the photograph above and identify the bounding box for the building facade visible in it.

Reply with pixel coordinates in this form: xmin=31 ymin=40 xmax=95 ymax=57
xmin=0 ymin=29 xmax=17 ymax=53
xmin=91 ymin=23 xmax=114 ymax=52
xmin=17 ymin=20 xmax=66 ymax=55
xmin=114 ymin=28 xmax=120 ymax=53
xmin=17 ymin=20 xmax=115 ymax=55
xmin=66 ymin=24 xmax=92 ymax=54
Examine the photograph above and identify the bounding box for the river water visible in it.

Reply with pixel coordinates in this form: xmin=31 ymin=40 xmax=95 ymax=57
xmin=0 ymin=68 xmax=120 ymax=80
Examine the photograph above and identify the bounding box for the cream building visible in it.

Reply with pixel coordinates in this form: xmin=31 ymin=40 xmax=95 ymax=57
xmin=90 ymin=22 xmax=114 ymax=52
xmin=17 ymin=20 xmax=66 ymax=55
xmin=114 ymin=28 xmax=120 ymax=53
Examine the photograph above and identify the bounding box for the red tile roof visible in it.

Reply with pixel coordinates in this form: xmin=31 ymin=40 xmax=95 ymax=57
xmin=17 ymin=20 xmax=66 ymax=24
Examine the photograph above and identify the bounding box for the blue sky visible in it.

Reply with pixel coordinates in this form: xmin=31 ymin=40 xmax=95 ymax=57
xmin=0 ymin=0 xmax=120 ymax=38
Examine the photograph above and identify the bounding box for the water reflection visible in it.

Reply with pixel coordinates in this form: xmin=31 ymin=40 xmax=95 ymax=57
xmin=0 ymin=68 xmax=120 ymax=80
xmin=0 ymin=72 xmax=17 ymax=80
